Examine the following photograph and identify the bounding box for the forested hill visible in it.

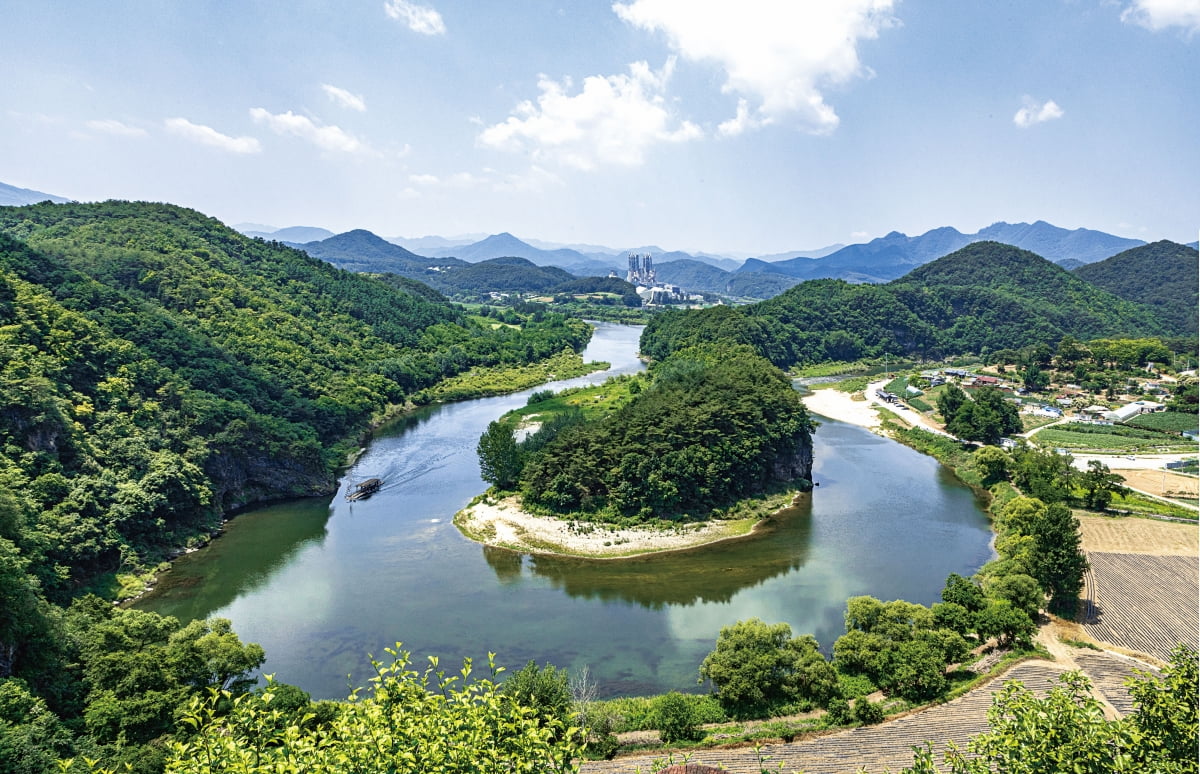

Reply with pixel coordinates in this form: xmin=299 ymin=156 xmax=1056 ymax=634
xmin=299 ymin=228 xmax=465 ymax=274
xmin=641 ymin=241 xmax=1171 ymax=367
xmin=1071 ymin=240 xmax=1199 ymax=334
xmin=0 ymin=200 xmax=591 ymax=597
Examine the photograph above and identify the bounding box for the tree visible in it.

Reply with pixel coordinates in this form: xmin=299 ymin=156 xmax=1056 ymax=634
xmin=1021 ymin=364 xmax=1050 ymax=392
xmin=1011 ymin=447 xmax=1075 ymax=503
xmin=972 ymin=446 xmax=1011 ymax=487
xmin=974 ymin=599 xmax=1035 ymax=648
xmin=699 ymin=618 xmax=839 ymax=718
xmin=1125 ymin=644 xmax=1199 ymax=770
xmin=879 ymin=640 xmax=947 ymax=702
xmin=983 ymin=573 xmax=1042 ymax=620
xmin=1028 ymin=503 xmax=1088 ymax=617
xmin=936 ymin=384 xmax=967 ymax=422
xmin=476 ymin=420 xmax=523 ymax=490
xmin=1080 ymin=460 xmax=1125 ymax=511
xmin=941 ymin=573 xmax=985 ymax=613
xmin=947 ymin=387 xmax=1022 ymax=445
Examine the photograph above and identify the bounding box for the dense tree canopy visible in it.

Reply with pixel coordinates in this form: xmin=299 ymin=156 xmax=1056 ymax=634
xmin=641 ymin=243 xmax=1172 ymax=369
xmin=518 ymin=345 xmax=813 ymax=521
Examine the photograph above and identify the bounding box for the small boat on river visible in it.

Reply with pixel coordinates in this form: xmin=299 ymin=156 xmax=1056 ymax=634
xmin=346 ymin=478 xmax=383 ymax=501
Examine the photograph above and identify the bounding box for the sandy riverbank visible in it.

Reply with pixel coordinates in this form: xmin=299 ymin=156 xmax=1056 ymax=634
xmin=802 ymin=383 xmax=884 ymax=431
xmin=454 ymin=494 xmax=801 ymax=558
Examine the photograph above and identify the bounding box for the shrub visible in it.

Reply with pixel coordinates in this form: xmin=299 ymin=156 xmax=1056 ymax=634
xmin=825 ymin=696 xmax=852 ymax=726
xmin=652 ymin=692 xmax=703 ymax=743
xmin=853 ymin=697 xmax=885 ymax=725
xmin=500 ymin=660 xmax=572 ymax=732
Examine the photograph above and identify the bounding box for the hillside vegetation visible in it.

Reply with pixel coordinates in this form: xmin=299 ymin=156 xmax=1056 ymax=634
xmin=0 ymin=200 xmax=591 ymax=596
xmin=1072 ymin=240 xmax=1199 ymax=334
xmin=0 ymin=200 xmax=602 ymax=773
xmin=642 ymin=242 xmax=1171 ymax=367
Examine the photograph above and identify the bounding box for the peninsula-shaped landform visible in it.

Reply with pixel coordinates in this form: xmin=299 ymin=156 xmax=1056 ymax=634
xmin=456 ymin=344 xmax=814 ymax=557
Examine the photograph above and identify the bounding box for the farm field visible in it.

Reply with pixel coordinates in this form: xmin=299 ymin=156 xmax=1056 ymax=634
xmin=1034 ymin=425 xmax=1194 ymax=452
xmin=1077 ymin=514 xmax=1199 ymax=555
xmin=1081 ymin=552 xmax=1199 ymax=663
xmin=1113 ymin=468 xmax=1199 ymax=502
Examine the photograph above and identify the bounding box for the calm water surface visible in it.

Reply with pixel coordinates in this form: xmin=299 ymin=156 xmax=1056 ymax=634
xmin=137 ymin=323 xmax=993 ymax=698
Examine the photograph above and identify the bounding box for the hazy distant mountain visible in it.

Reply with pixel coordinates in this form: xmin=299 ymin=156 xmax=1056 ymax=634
xmin=232 ymin=222 xmax=277 ymax=234
xmin=238 ymin=225 xmax=334 ymax=242
xmin=300 ymin=229 xmax=465 ymax=275
xmin=0 ymin=181 xmax=70 ymax=206
xmin=738 ymin=221 xmax=1148 ymax=283
xmin=753 ymin=244 xmax=845 ymax=261
xmin=974 ymin=221 xmax=1143 ymax=264
xmin=273 ymin=226 xmax=334 ymax=243
xmin=1073 ymin=240 xmax=1199 ymax=334
xmin=388 ymin=234 xmax=483 ymax=252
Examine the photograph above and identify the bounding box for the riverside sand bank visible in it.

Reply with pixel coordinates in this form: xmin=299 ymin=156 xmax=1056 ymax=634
xmin=801 ymin=383 xmax=884 ymax=431
xmin=453 ymin=494 xmax=798 ymax=559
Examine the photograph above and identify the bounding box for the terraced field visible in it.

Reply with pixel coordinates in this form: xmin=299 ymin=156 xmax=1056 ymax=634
xmin=1082 ymin=552 xmax=1199 ymax=663
xmin=583 ymin=663 xmax=1072 ymax=774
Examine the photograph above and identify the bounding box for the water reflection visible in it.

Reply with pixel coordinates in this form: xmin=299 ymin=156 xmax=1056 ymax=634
xmin=141 ymin=498 xmax=332 ymax=621
xmin=486 ymin=502 xmax=813 ymax=608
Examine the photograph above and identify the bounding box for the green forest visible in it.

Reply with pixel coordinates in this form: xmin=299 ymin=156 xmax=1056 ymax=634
xmin=0 ymin=201 xmax=600 ymax=772
xmin=641 ymin=241 xmax=1186 ymax=368
xmin=478 ymin=344 xmax=813 ymax=523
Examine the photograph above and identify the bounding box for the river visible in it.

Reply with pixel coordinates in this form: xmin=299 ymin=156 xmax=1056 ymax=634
xmin=136 ymin=323 xmax=993 ymax=699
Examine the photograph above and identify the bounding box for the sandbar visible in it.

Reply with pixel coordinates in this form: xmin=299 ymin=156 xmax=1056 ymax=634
xmin=454 ymin=495 xmax=793 ymax=559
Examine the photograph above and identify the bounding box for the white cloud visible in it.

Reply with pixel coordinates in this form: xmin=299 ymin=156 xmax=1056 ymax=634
xmin=164 ymin=117 xmax=261 ymax=153
xmin=384 ymin=0 xmax=446 ymax=35
xmin=321 ymin=84 xmax=367 ymax=112
xmin=408 ymin=173 xmax=441 ymax=185
xmin=717 ymin=98 xmax=763 ymax=137
xmin=1013 ymin=97 xmax=1064 ymax=128
xmin=250 ymin=108 xmax=368 ymax=153
xmin=1121 ymin=0 xmax=1200 ymax=34
xmin=478 ymin=59 xmax=701 ymax=170
xmin=613 ymin=0 xmax=897 ymax=135
xmin=86 ymin=119 xmax=148 ymax=138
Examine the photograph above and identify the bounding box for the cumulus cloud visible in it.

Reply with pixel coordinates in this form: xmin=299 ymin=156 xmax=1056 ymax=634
xmin=250 ymin=108 xmax=368 ymax=153
xmin=613 ymin=0 xmax=897 ymax=134
xmin=1013 ymin=97 xmax=1064 ymax=128
xmin=384 ymin=0 xmax=446 ymax=35
xmin=86 ymin=119 xmax=148 ymax=137
xmin=1121 ymin=0 xmax=1200 ymax=34
xmin=164 ymin=118 xmax=261 ymax=153
xmin=478 ymin=59 xmax=701 ymax=170
xmin=322 ymin=84 xmax=367 ymax=112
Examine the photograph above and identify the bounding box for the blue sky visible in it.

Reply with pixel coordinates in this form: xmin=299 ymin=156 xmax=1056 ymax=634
xmin=2 ymin=1 xmax=1197 ymax=254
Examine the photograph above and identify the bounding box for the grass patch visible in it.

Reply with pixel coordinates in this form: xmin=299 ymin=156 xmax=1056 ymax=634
xmin=1109 ymin=490 xmax=1198 ymax=520
xmin=425 ymin=349 xmax=609 ymax=402
xmin=1021 ymin=414 xmax=1061 ymax=432
xmin=830 ymin=375 xmax=871 ymax=393
xmin=506 ymin=373 xmax=643 ymax=424
xmin=592 ymin=693 xmax=727 ymax=734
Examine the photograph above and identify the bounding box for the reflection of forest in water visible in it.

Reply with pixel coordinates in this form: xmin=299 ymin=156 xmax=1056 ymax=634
xmin=481 ymin=499 xmax=814 ymax=608
xmin=139 ymin=498 xmax=332 ymax=621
